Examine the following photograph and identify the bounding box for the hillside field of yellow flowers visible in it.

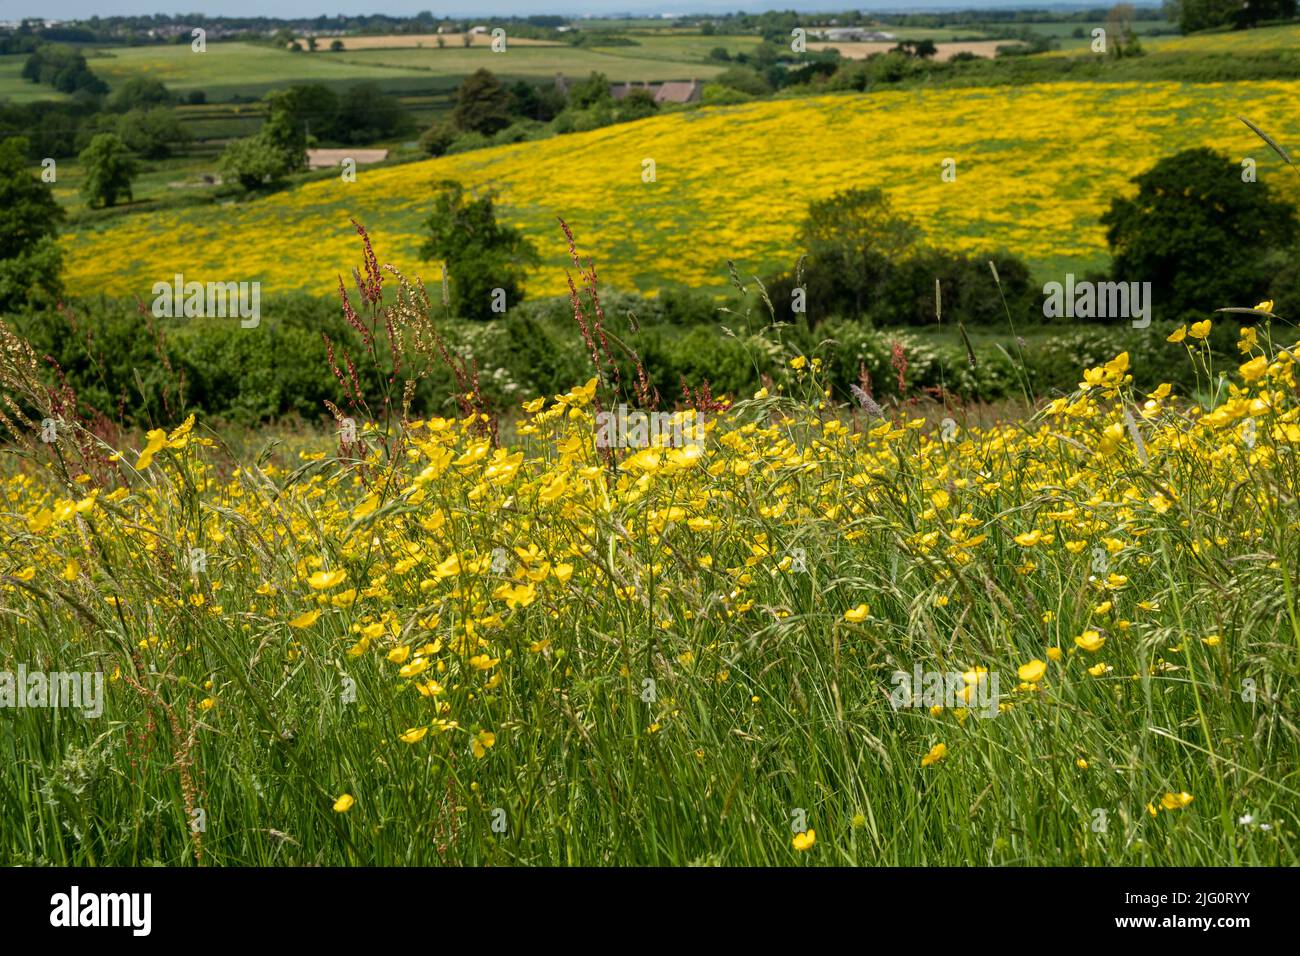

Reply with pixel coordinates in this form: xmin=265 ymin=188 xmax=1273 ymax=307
xmin=63 ymin=80 xmax=1300 ymax=300
xmin=2 ymin=231 xmax=1298 ymax=865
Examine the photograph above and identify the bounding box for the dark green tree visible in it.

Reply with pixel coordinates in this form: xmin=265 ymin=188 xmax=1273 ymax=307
xmin=617 ymin=87 xmax=659 ymax=122
xmin=452 ymin=69 xmax=511 ymax=135
xmin=218 ymin=136 xmax=293 ymax=191
xmin=507 ymin=80 xmax=544 ymax=120
xmin=22 ymin=43 xmax=106 ymax=95
xmin=336 ymin=83 xmax=405 ymax=144
xmin=277 ymin=84 xmax=341 ymax=142
xmin=713 ymin=67 xmax=771 ymax=95
xmin=1101 ymin=147 xmax=1297 ymax=318
xmin=218 ymin=91 xmax=306 ymax=190
xmin=1168 ymin=0 xmax=1295 ymax=31
xmin=107 ymin=76 xmax=173 ymax=112
xmin=79 ymin=132 xmax=137 ymax=208
xmin=0 ymin=136 xmax=65 ymax=311
xmin=766 ymin=187 xmax=925 ymax=326
xmin=116 ymin=107 xmax=191 ymax=159
xmin=419 ymin=119 xmax=457 ymax=157
xmin=567 ymin=71 xmax=612 ymax=109
xmin=420 ymin=180 xmax=539 ymax=321
xmin=260 ymin=90 xmax=309 ymax=160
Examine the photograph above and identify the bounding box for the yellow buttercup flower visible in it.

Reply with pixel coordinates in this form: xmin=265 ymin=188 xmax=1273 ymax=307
xmin=921 ymin=743 xmax=948 ymax=767
xmin=1240 ymin=356 xmax=1268 ymax=383
xmin=472 ymin=730 xmax=496 ymax=758
xmin=1075 ymin=630 xmax=1106 ymax=653
xmin=399 ymin=659 xmax=430 ymax=678
xmin=1017 ymin=659 xmax=1047 ymax=683
xmin=288 ymin=609 xmax=322 ymax=629
xmin=308 ymin=569 xmax=347 ymax=590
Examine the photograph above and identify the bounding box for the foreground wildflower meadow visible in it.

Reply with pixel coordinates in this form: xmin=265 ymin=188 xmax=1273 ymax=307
xmin=2 ymin=231 xmax=1299 ymax=867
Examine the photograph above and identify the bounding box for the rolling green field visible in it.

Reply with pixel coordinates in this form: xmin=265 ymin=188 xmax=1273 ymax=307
xmin=1049 ymin=21 xmax=1300 ymax=55
xmin=77 ymin=39 xmax=742 ymax=104
xmin=0 ymin=53 xmax=68 ymax=103
xmin=333 ymin=45 xmax=733 ymax=84
xmin=1011 ymin=17 xmax=1177 ymax=39
xmin=576 ymin=32 xmax=765 ymax=63
xmin=1147 ymin=21 xmax=1300 ymax=52
xmin=84 ymin=42 xmax=453 ymax=101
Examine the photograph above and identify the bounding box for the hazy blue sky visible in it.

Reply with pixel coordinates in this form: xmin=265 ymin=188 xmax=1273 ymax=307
xmin=23 ymin=2 xmax=1082 ymax=21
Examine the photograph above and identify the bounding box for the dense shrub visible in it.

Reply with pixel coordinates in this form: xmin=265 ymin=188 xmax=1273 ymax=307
xmin=21 ymin=43 xmax=106 ymax=95
xmin=2 ymin=287 xmax=1249 ymax=430
xmin=1102 ymin=147 xmax=1297 ymax=323
xmin=419 ymin=181 xmax=540 ymax=322
xmin=8 ymin=298 xmax=376 ymax=427
xmin=764 ymin=188 xmax=1038 ymax=328
xmin=0 ymin=136 xmax=64 ymax=313
xmin=335 ymin=83 xmax=408 ymax=144
xmin=0 ymin=101 xmax=99 ymax=159
xmin=106 ymin=76 xmax=174 ymax=113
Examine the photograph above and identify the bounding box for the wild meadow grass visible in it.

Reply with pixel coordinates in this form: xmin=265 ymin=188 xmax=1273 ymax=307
xmin=1 ymin=233 xmax=1299 ymax=866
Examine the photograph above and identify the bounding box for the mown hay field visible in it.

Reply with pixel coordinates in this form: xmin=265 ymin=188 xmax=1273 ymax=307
xmin=63 ymin=81 xmax=1300 ymax=300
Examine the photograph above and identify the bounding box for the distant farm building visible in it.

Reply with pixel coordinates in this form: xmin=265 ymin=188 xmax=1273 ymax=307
xmin=816 ymin=28 xmax=895 ymax=42
xmin=559 ymin=74 xmax=702 ymax=104
xmin=653 ymin=80 xmax=702 ymax=104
